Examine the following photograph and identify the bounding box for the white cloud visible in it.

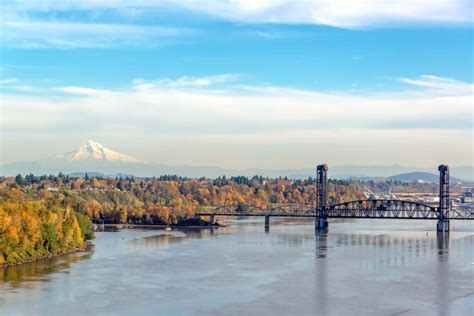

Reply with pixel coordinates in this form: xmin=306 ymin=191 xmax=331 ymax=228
xmin=4 ymin=75 xmax=470 ymax=132
xmin=55 ymin=86 xmax=112 ymax=96
xmin=2 ymin=75 xmax=472 ymax=167
xmin=7 ymin=0 xmax=471 ymax=28
xmin=1 ymin=1 xmax=469 ymax=49
xmin=0 ymin=78 xmax=19 ymax=84
xmin=0 ymin=19 xmax=191 ymax=49
xmin=399 ymin=75 xmax=474 ymax=95
xmin=133 ymin=74 xmax=240 ymax=90
xmin=3 ymin=85 xmax=43 ymax=93
xmin=177 ymin=0 xmax=472 ymax=28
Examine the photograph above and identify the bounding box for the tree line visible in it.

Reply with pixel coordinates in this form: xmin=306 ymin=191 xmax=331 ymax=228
xmin=2 ymin=173 xmax=365 ymax=226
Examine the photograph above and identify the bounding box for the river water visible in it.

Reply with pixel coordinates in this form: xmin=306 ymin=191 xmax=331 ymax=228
xmin=1 ymin=218 xmax=473 ymax=315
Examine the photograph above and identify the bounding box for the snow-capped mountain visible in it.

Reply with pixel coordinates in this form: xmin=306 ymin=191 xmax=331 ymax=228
xmin=51 ymin=140 xmax=144 ymax=163
xmin=0 ymin=140 xmax=472 ymax=181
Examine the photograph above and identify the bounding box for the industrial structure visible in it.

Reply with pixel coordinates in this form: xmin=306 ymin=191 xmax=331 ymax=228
xmin=197 ymin=164 xmax=473 ymax=233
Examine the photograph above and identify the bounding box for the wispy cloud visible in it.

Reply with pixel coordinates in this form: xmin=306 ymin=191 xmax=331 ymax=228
xmin=7 ymin=0 xmax=471 ymax=29
xmin=0 ymin=78 xmax=19 ymax=84
xmin=0 ymin=19 xmax=192 ymax=49
xmin=3 ymin=75 xmax=471 ymax=132
xmin=0 ymin=78 xmax=44 ymax=93
xmin=133 ymin=74 xmax=240 ymax=90
xmin=178 ymin=0 xmax=472 ymax=28
xmin=55 ymin=86 xmax=113 ymax=96
xmin=3 ymin=85 xmax=44 ymax=93
xmin=399 ymin=75 xmax=473 ymax=95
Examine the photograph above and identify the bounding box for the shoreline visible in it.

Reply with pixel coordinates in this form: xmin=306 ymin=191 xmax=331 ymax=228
xmin=95 ymin=223 xmax=225 ymax=230
xmin=0 ymin=242 xmax=92 ymax=269
xmin=1 ymin=224 xmax=223 ymax=269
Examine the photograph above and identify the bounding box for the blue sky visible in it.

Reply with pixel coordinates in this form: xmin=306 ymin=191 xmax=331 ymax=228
xmin=0 ymin=1 xmax=473 ymax=168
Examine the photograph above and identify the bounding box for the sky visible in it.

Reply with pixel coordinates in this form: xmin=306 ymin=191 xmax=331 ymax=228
xmin=0 ymin=0 xmax=473 ymax=169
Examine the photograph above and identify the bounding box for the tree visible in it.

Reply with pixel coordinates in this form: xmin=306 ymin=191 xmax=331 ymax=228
xmin=76 ymin=212 xmax=95 ymax=240
xmin=15 ymin=174 xmax=24 ymax=185
xmin=119 ymin=207 xmax=128 ymax=224
xmin=117 ymin=177 xmax=124 ymax=191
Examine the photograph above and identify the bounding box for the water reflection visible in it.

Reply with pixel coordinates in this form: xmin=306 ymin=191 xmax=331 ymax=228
xmin=315 ymin=231 xmax=328 ymax=259
xmin=314 ymin=231 xmax=328 ymax=315
xmin=323 ymin=232 xmax=454 ymax=268
xmin=126 ymin=228 xmax=212 ymax=249
xmin=436 ymin=233 xmax=450 ymax=316
xmin=310 ymin=231 xmax=458 ymax=315
xmin=437 ymin=232 xmax=449 ymax=259
xmin=0 ymin=248 xmax=93 ymax=287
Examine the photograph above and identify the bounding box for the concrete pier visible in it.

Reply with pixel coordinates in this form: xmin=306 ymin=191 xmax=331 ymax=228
xmin=209 ymin=215 xmax=215 ymax=225
xmin=264 ymin=216 xmax=270 ymax=232
xmin=437 ymin=219 xmax=450 ymax=233
xmin=315 ymin=217 xmax=328 ymax=230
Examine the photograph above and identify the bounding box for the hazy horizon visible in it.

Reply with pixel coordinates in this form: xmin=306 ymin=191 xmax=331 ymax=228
xmin=2 ymin=139 xmax=473 ymax=171
xmin=1 ymin=1 xmax=473 ymax=169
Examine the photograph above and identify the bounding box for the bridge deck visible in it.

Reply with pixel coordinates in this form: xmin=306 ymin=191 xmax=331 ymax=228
xmin=196 ymin=200 xmax=473 ymax=220
xmin=196 ymin=212 xmax=473 ymax=220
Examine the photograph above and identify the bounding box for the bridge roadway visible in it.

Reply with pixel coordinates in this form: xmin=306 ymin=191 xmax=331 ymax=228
xmin=196 ymin=201 xmax=474 ymax=220
xmin=196 ymin=164 xmax=473 ymax=233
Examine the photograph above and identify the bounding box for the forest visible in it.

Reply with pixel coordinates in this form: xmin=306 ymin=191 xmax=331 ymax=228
xmin=2 ymin=173 xmax=365 ymax=224
xmin=0 ymin=173 xmax=366 ymax=266
xmin=0 ymin=200 xmax=93 ymax=267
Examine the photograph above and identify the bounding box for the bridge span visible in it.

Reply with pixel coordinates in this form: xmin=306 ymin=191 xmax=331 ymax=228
xmin=196 ymin=164 xmax=473 ymax=233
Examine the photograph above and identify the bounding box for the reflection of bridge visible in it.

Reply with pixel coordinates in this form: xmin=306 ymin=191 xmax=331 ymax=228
xmin=196 ymin=164 xmax=473 ymax=233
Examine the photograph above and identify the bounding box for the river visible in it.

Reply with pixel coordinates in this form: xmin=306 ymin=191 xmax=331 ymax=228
xmin=1 ymin=218 xmax=473 ymax=315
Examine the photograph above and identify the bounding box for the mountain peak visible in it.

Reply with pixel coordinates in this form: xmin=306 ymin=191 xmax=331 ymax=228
xmin=51 ymin=140 xmax=144 ymax=163
xmin=85 ymin=139 xmax=102 ymax=147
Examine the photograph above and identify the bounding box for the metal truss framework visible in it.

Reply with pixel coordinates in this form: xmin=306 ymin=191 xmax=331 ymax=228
xmin=197 ymin=201 xmax=473 ymax=220
xmin=197 ymin=164 xmax=473 ymax=233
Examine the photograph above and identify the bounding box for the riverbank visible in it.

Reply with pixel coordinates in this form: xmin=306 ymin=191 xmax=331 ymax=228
xmin=95 ymin=222 xmax=226 ymax=230
xmin=1 ymin=223 xmax=223 ymax=268
xmin=0 ymin=242 xmax=92 ymax=269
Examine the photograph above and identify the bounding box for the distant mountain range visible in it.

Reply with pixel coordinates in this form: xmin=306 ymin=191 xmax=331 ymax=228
xmin=387 ymin=172 xmax=463 ymax=183
xmin=1 ymin=140 xmax=473 ymax=182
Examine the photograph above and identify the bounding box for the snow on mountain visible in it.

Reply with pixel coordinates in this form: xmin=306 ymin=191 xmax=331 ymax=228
xmin=51 ymin=140 xmax=144 ymax=163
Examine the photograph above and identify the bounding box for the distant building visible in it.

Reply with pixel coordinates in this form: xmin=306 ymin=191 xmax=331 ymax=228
xmin=461 ymin=191 xmax=473 ymax=203
xmin=272 ymin=179 xmax=294 ymax=187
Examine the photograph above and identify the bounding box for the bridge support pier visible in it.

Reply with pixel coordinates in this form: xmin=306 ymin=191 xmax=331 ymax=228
xmin=315 ymin=217 xmax=328 ymax=230
xmin=209 ymin=215 xmax=215 ymax=226
xmin=264 ymin=216 xmax=270 ymax=232
xmin=437 ymin=219 xmax=450 ymax=233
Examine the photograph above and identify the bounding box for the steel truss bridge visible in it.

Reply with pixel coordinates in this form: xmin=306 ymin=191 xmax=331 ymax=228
xmin=196 ymin=164 xmax=473 ymax=232
xmin=198 ymin=200 xmax=472 ymax=220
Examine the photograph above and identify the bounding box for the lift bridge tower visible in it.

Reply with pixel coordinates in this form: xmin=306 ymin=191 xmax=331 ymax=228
xmin=315 ymin=164 xmax=329 ymax=230
xmin=437 ymin=164 xmax=450 ymax=233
